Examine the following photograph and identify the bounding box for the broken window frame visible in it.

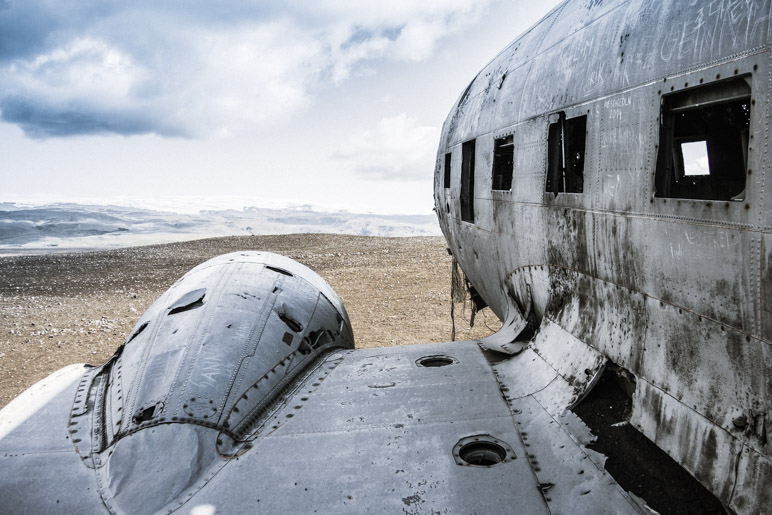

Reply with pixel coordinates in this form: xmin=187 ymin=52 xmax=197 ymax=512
xmin=444 ymin=152 xmax=452 ymax=189
xmin=546 ymin=112 xmax=586 ymax=195
xmin=654 ymin=76 xmax=751 ymax=201
xmin=460 ymin=139 xmax=476 ymax=223
xmin=492 ymin=134 xmax=514 ymax=191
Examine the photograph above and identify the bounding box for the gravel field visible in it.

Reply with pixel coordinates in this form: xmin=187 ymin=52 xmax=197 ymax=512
xmin=0 ymin=234 xmax=499 ymax=409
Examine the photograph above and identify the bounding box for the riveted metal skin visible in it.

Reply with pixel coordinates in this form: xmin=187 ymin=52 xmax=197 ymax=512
xmin=435 ymin=0 xmax=771 ymax=512
xmin=1 ymin=1 xmax=771 ymax=513
xmin=0 ymin=260 xmax=646 ymax=514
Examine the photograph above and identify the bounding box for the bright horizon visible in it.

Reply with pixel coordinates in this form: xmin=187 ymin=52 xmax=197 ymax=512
xmin=0 ymin=1 xmax=562 ymax=215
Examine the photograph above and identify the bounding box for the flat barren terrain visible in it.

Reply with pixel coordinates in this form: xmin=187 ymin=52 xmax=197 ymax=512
xmin=0 ymin=234 xmax=499 ymax=409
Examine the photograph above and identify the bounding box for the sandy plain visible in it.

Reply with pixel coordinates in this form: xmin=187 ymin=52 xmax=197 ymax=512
xmin=0 ymin=234 xmax=499 ymax=409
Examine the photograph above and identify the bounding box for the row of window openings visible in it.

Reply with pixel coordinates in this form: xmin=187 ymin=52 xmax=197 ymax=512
xmin=442 ymin=114 xmax=587 ymax=199
xmin=444 ymin=75 xmax=751 ymax=223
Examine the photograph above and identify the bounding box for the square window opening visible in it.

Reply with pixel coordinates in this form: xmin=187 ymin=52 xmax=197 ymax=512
xmin=492 ymin=135 xmax=514 ymax=191
xmin=654 ymin=76 xmax=750 ymax=201
xmin=444 ymin=153 xmax=452 ymax=189
xmin=461 ymin=139 xmax=476 ymax=223
xmin=546 ymin=113 xmax=586 ymax=195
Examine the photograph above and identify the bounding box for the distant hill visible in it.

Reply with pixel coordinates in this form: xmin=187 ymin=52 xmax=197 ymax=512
xmin=0 ymin=202 xmax=441 ymax=251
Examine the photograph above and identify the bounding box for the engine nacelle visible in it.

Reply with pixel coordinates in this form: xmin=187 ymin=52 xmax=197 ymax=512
xmin=66 ymin=251 xmax=354 ymax=513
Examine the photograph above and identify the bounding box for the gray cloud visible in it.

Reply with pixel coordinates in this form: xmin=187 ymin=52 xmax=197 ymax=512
xmin=0 ymin=0 xmax=490 ymax=139
xmin=0 ymin=96 xmax=185 ymax=138
xmin=0 ymin=4 xmax=59 ymax=62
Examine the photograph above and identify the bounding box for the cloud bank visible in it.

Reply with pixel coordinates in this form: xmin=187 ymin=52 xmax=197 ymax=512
xmin=0 ymin=0 xmax=490 ymax=139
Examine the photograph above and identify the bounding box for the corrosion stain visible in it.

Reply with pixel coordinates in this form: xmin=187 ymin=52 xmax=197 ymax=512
xmin=545 ymin=207 xmax=589 ymax=270
xmin=711 ymin=278 xmax=742 ymax=328
xmin=664 ymin=322 xmax=697 ymax=390
xmin=724 ymin=330 xmax=748 ymax=374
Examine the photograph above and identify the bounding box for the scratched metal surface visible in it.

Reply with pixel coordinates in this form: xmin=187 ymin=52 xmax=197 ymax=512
xmin=181 ymin=341 xmax=644 ymax=514
xmin=435 ymin=0 xmax=771 ymax=512
xmin=0 ymin=338 xmax=649 ymax=514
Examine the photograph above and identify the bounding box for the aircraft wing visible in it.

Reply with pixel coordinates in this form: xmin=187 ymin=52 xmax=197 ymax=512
xmin=0 ymin=345 xmax=644 ymax=514
xmin=0 ymin=252 xmax=646 ymax=514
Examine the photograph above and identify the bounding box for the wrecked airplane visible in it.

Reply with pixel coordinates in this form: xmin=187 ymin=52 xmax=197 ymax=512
xmin=0 ymin=0 xmax=769 ymax=513
xmin=434 ymin=0 xmax=770 ymax=511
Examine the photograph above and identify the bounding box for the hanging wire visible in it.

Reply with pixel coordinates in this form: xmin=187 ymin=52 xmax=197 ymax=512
xmin=482 ymin=311 xmax=499 ymax=332
xmin=450 ymin=257 xmax=464 ymax=341
xmin=451 ymin=256 xmax=501 ymax=339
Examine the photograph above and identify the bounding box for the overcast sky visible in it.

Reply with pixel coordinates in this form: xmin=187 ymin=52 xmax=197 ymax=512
xmin=0 ymin=0 xmax=561 ymax=214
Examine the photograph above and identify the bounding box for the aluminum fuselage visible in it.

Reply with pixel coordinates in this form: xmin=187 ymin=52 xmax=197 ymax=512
xmin=435 ymin=0 xmax=771 ymax=512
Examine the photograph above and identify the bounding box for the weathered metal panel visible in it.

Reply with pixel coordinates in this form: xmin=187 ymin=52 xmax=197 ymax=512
xmin=473 ymin=133 xmax=495 ymax=221
xmin=507 ymin=396 xmax=643 ymax=514
xmin=535 ymin=0 xmax=622 ymax=54
xmin=594 ymin=89 xmax=655 ymax=214
xmin=640 ymin=296 xmax=769 ymax=453
xmin=98 ymin=424 xmax=222 ymax=514
xmin=640 ymin=220 xmax=757 ymax=332
xmin=190 ymin=420 xmax=536 ymax=514
xmin=538 ymin=270 xmax=647 ymax=375
xmin=519 ymin=5 xmax=624 ymax=119
xmin=729 ymin=405 xmax=772 ymax=513
xmin=0 ymin=365 xmax=105 ymax=513
xmin=435 ymin=1 xmax=772 ymax=510
xmin=764 ymin=233 xmax=772 ymax=340
xmin=528 ymin=318 xmax=606 ymax=405
xmin=510 ymin=118 xmax=549 ymax=204
xmin=617 ymin=0 xmax=771 ymax=85
xmin=506 ymin=266 xmax=552 ymax=324
xmin=449 ymin=220 xmax=505 ymax=317
xmin=629 ymin=379 xmax=742 ymax=506
xmin=761 ymin=51 xmax=772 ymax=232
xmin=588 ymin=214 xmax=646 ymax=291
xmin=478 ymin=307 xmax=528 ymax=355
xmin=493 ymin=347 xmax=558 ymax=400
xmin=184 ymin=342 xmax=552 ymax=514
xmin=272 ymin=345 xmax=512 ymax=432
xmin=491 ymin=329 xmax=644 ymax=513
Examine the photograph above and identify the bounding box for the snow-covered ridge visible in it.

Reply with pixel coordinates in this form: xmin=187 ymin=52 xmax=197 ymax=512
xmin=0 ymin=202 xmax=441 ymax=253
